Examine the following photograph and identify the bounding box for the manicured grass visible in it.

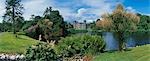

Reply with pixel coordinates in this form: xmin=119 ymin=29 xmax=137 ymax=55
xmin=93 ymin=44 xmax=150 ymax=61
xmin=0 ymin=32 xmax=39 ymax=54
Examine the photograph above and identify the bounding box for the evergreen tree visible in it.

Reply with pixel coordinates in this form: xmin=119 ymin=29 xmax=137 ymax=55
xmin=3 ymin=0 xmax=24 ymax=34
xmin=43 ymin=7 xmax=67 ymax=39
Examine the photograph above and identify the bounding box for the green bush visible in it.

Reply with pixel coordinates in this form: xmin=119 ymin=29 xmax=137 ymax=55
xmin=25 ymin=43 xmax=59 ymax=61
xmin=68 ymin=29 xmax=88 ymax=34
xmin=56 ymin=34 xmax=105 ymax=57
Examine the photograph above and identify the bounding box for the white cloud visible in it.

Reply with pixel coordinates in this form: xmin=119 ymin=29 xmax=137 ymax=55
xmin=126 ymin=6 xmax=137 ymax=13
xmin=76 ymin=8 xmax=88 ymax=17
xmin=71 ymin=0 xmax=120 ymax=22
xmin=23 ymin=0 xmax=76 ymax=22
xmin=74 ymin=8 xmax=98 ymax=23
xmin=23 ymin=0 xmax=55 ymax=20
xmin=0 ymin=0 xmax=5 ymax=23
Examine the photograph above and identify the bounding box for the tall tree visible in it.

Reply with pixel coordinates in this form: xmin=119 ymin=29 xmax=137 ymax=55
xmin=4 ymin=0 xmax=24 ymax=34
xmin=96 ymin=4 xmax=140 ymax=51
xmin=43 ymin=7 xmax=68 ymax=39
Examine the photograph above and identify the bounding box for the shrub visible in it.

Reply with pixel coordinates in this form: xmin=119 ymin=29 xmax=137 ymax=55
xmin=56 ymin=34 xmax=105 ymax=57
xmin=67 ymin=29 xmax=88 ymax=35
xmin=25 ymin=43 xmax=59 ymax=61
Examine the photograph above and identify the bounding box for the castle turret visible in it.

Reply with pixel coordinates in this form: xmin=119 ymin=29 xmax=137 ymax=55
xmin=84 ymin=20 xmax=87 ymax=29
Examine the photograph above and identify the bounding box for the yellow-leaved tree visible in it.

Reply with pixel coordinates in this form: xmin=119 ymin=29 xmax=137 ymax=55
xmin=96 ymin=4 xmax=140 ymax=51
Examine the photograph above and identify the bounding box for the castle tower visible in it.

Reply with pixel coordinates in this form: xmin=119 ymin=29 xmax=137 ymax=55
xmin=84 ymin=20 xmax=87 ymax=29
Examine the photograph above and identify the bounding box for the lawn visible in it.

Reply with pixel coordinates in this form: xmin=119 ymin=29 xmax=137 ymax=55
xmin=0 ymin=32 xmax=39 ymax=54
xmin=93 ymin=44 xmax=150 ymax=61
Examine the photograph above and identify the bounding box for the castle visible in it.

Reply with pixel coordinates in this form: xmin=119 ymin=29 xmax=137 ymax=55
xmin=73 ymin=20 xmax=87 ymax=30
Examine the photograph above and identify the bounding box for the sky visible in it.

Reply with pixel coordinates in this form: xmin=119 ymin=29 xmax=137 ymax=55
xmin=0 ymin=0 xmax=150 ymax=23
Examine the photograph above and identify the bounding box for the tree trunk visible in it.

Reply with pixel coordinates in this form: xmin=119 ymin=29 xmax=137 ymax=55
xmin=12 ymin=6 xmax=16 ymax=34
xmin=118 ymin=38 xmax=123 ymax=51
xmin=116 ymin=31 xmax=125 ymax=51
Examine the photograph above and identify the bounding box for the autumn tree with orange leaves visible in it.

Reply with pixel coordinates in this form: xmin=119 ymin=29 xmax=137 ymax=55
xmin=96 ymin=4 xmax=140 ymax=51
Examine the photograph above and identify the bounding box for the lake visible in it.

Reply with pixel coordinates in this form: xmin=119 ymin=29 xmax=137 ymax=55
xmin=102 ymin=32 xmax=150 ymax=50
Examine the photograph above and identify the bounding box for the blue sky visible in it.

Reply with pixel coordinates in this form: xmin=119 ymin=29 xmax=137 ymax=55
xmin=0 ymin=0 xmax=150 ymax=23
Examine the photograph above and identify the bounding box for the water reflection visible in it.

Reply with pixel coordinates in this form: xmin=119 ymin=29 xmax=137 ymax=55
xmin=102 ymin=32 xmax=150 ymax=50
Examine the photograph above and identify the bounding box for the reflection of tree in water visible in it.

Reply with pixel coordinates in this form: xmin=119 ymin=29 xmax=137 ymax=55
xmin=133 ymin=32 xmax=149 ymax=40
xmin=132 ymin=32 xmax=150 ymax=46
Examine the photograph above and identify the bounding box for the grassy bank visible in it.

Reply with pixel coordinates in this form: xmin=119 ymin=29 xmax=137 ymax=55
xmin=93 ymin=44 xmax=150 ymax=61
xmin=0 ymin=32 xmax=39 ymax=54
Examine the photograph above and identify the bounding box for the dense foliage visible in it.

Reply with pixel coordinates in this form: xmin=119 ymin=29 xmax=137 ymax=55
xmin=68 ymin=29 xmax=102 ymax=36
xmin=56 ymin=34 xmax=105 ymax=57
xmin=25 ymin=43 xmax=59 ymax=61
xmin=87 ymin=21 xmax=99 ymax=30
xmin=37 ymin=19 xmax=53 ymax=42
xmin=24 ymin=7 xmax=68 ymax=41
xmin=44 ymin=7 xmax=68 ymax=38
xmin=68 ymin=29 xmax=88 ymax=34
xmin=137 ymin=14 xmax=150 ymax=31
